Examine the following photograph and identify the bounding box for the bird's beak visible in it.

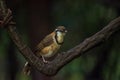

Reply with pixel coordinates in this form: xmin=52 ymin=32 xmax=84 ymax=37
xmin=65 ymin=30 xmax=67 ymax=33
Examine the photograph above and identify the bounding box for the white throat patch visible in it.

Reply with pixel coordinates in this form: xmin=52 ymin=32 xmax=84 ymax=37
xmin=56 ymin=31 xmax=64 ymax=43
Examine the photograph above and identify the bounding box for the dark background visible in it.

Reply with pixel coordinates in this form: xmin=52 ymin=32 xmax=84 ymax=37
xmin=0 ymin=0 xmax=120 ymax=80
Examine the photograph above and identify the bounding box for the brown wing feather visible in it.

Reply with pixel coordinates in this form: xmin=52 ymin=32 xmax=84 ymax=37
xmin=34 ymin=32 xmax=55 ymax=56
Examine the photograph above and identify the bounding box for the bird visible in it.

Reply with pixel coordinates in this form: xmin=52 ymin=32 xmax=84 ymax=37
xmin=23 ymin=26 xmax=67 ymax=75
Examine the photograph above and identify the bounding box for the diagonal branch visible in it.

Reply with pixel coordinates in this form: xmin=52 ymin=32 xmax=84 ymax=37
xmin=1 ymin=0 xmax=120 ymax=76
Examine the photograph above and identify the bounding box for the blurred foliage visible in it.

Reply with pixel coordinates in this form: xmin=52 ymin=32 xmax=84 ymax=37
xmin=52 ymin=0 xmax=118 ymax=80
xmin=0 ymin=0 xmax=120 ymax=80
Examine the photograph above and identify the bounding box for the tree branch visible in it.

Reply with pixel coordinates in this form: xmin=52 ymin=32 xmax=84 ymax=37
xmin=1 ymin=0 xmax=120 ymax=76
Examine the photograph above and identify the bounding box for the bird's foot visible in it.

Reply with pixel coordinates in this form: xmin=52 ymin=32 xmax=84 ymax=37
xmin=42 ymin=56 xmax=50 ymax=63
xmin=43 ymin=60 xmax=50 ymax=63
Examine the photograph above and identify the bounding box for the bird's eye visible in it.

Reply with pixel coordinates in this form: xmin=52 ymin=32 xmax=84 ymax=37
xmin=55 ymin=29 xmax=65 ymax=33
xmin=55 ymin=29 xmax=58 ymax=31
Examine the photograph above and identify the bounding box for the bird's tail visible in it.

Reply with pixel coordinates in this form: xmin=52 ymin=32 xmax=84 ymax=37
xmin=23 ymin=62 xmax=31 ymax=75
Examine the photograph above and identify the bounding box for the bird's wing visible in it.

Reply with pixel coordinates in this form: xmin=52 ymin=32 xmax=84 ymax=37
xmin=34 ymin=32 xmax=54 ymax=54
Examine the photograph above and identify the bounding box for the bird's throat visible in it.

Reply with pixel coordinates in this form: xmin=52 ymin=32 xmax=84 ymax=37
xmin=55 ymin=32 xmax=64 ymax=45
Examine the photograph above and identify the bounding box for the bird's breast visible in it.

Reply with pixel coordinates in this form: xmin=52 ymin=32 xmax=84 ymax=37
xmin=41 ymin=43 xmax=60 ymax=57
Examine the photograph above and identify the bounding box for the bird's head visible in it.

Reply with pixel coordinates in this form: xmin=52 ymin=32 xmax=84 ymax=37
xmin=54 ymin=26 xmax=67 ymax=36
xmin=54 ymin=26 xmax=67 ymax=44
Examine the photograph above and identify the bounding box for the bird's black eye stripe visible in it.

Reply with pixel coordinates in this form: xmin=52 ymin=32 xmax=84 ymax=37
xmin=55 ymin=29 xmax=66 ymax=32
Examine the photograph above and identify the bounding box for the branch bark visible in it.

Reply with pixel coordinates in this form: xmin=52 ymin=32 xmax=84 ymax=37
xmin=1 ymin=0 xmax=120 ymax=76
